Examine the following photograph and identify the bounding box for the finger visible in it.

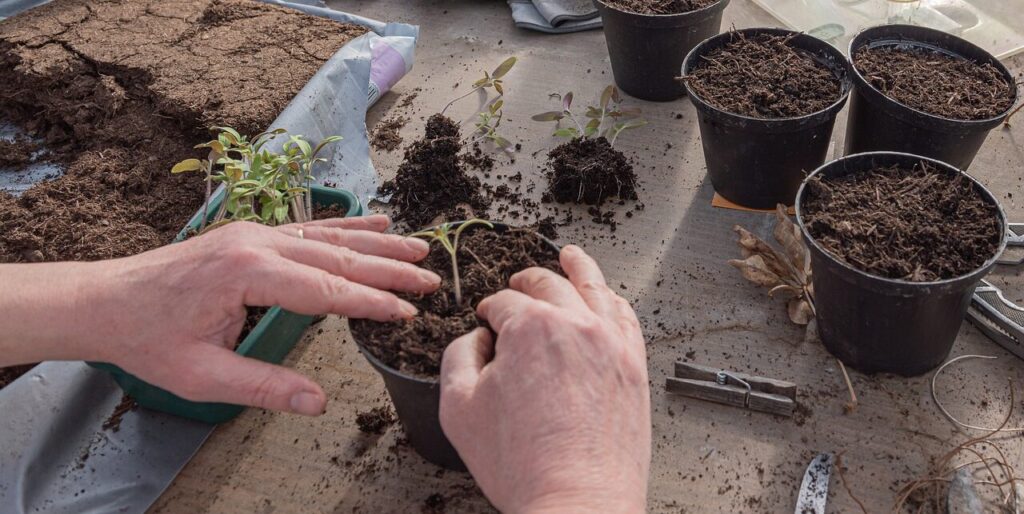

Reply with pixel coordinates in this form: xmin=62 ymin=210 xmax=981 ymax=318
xmin=560 ymin=245 xmax=618 ymax=319
xmin=278 ymin=225 xmax=430 ymax=262
xmin=273 ymin=234 xmax=440 ymax=294
xmin=509 ymin=267 xmax=588 ymax=311
xmin=165 ymin=345 xmax=327 ymax=416
xmin=246 ymin=257 xmax=418 ymax=321
xmin=476 ymin=289 xmax=536 ymax=334
xmin=286 ymin=214 xmax=390 ymax=232
xmin=441 ymin=328 xmax=493 ymax=398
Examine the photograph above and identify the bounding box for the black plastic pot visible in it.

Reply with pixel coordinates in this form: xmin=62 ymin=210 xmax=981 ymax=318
xmin=795 ymin=152 xmax=1007 ymax=376
xmin=350 ymin=222 xmax=560 ymax=470
xmin=594 ymin=0 xmax=729 ymax=102
xmin=845 ymin=25 xmax=1018 ymax=170
xmin=681 ymin=28 xmax=852 ymax=209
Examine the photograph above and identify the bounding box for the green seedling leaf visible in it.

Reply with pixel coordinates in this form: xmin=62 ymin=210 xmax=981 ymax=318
xmin=492 ymin=57 xmax=516 ymax=79
xmin=619 ymin=119 xmax=648 ymax=130
xmin=171 ymin=159 xmax=202 ymax=173
xmin=584 ymin=118 xmax=600 ymax=138
xmin=553 ymin=127 xmax=579 ymax=138
xmin=490 ymin=99 xmax=504 ymax=114
xmin=585 ymin=106 xmax=603 ymax=119
xmin=532 ymin=111 xmax=564 ymax=122
xmin=494 ymin=81 xmax=504 ymax=95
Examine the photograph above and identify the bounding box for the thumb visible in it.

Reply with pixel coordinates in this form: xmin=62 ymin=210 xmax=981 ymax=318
xmin=167 ymin=345 xmax=327 ymax=416
xmin=440 ymin=327 xmax=493 ymax=402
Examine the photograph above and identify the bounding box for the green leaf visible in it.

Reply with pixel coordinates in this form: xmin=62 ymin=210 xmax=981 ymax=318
xmin=553 ymin=127 xmax=578 ymax=138
xmin=493 ymin=81 xmax=503 ymax=96
xmin=490 ymin=99 xmax=503 ymax=114
xmin=531 ymin=111 xmax=564 ymax=122
xmin=491 ymin=56 xmax=516 ymax=79
xmin=585 ymin=106 xmax=603 ymax=119
xmin=472 ymin=76 xmax=490 ymax=88
xmin=171 ymin=159 xmax=202 ymax=173
xmin=584 ymin=118 xmax=600 ymax=137
xmin=274 ymin=204 xmax=289 ymax=223
xmin=493 ymin=136 xmax=512 ymax=149
xmin=600 ymin=85 xmax=614 ymax=110
xmin=620 ymin=119 xmax=648 ymax=130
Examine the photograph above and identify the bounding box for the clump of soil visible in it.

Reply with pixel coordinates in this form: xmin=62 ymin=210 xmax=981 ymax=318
xmin=602 ymin=0 xmax=718 ymax=15
xmin=545 ymin=137 xmax=637 ymax=205
xmin=370 ymin=115 xmax=408 ymax=152
xmin=102 ymin=395 xmax=137 ymax=432
xmin=686 ymin=32 xmax=842 ymax=118
xmin=854 ymin=46 xmax=1014 ymax=121
xmin=378 ymin=114 xmax=490 ymax=229
xmin=802 ymin=162 xmax=1001 ymax=281
xmin=355 ymin=406 xmax=396 ymax=434
xmin=350 ymin=226 xmax=560 ymax=377
xmin=0 ymin=135 xmax=40 ymax=170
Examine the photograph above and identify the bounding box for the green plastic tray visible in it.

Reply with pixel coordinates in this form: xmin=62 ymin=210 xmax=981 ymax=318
xmin=88 ymin=185 xmax=362 ymax=424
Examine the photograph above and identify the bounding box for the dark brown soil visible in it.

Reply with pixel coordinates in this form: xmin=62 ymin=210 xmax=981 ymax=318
xmin=370 ymin=115 xmax=408 ymax=152
xmin=378 ymin=114 xmax=491 ymax=230
xmin=854 ymin=45 xmax=1014 ymax=121
xmin=355 ymin=406 xmax=396 ymax=434
xmin=545 ymin=137 xmax=637 ymax=205
xmin=0 ymin=135 xmax=40 ymax=170
xmin=686 ymin=32 xmax=842 ymax=118
xmin=350 ymin=226 xmax=561 ymax=377
xmin=0 ymin=364 xmax=33 ymax=389
xmin=102 ymin=395 xmax=137 ymax=432
xmin=802 ymin=162 xmax=1001 ymax=281
xmin=602 ymin=0 xmax=718 ymax=15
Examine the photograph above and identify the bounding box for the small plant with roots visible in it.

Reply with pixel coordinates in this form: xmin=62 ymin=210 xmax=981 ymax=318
xmin=439 ymin=57 xmax=517 ymax=151
xmin=532 ymin=85 xmax=647 ymax=146
xmin=409 ymin=219 xmax=494 ymax=307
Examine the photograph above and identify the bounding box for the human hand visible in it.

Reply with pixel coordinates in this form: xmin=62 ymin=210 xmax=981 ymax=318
xmin=439 ymin=245 xmax=650 ymax=513
xmin=84 ymin=215 xmax=437 ymax=415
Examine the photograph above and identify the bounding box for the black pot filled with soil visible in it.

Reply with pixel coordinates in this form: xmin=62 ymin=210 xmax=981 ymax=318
xmin=681 ymin=28 xmax=851 ymax=209
xmin=796 ymin=152 xmax=1006 ymax=376
xmin=594 ymin=0 xmax=730 ymax=102
xmin=845 ymin=25 xmax=1018 ymax=170
xmin=349 ymin=221 xmax=561 ymax=469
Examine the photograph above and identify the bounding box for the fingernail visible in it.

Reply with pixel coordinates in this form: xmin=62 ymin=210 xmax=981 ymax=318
xmin=563 ymin=244 xmax=581 ymax=255
xmin=400 ymin=300 xmax=418 ymax=317
xmin=404 ymin=237 xmax=430 ymax=253
xmin=419 ymin=269 xmax=441 ymax=286
xmin=289 ymin=391 xmax=324 ymax=416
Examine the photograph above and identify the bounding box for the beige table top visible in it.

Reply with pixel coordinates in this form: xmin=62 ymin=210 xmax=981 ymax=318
xmin=152 ymin=1 xmax=1024 ymax=512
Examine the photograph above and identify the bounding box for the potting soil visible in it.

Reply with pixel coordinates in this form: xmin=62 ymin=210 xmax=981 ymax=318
xmin=350 ymin=226 xmax=561 ymax=377
xmin=601 ymin=0 xmax=718 ymax=15
xmin=802 ymin=162 xmax=1001 ymax=282
xmin=544 ymin=136 xmax=637 ymax=206
xmin=686 ymin=32 xmax=842 ymax=118
xmin=854 ymin=46 xmax=1015 ymax=121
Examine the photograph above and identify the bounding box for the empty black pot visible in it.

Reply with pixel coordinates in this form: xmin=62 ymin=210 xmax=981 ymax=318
xmin=681 ymin=28 xmax=852 ymax=209
xmin=349 ymin=222 xmax=560 ymax=470
xmin=845 ymin=25 xmax=1018 ymax=170
xmin=594 ymin=0 xmax=729 ymax=102
xmin=795 ymin=152 xmax=1007 ymax=376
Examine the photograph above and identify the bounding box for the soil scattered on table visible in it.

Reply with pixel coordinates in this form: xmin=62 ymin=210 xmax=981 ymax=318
xmin=0 ymin=135 xmax=41 ymax=170
xmin=602 ymin=0 xmax=718 ymax=15
xmin=854 ymin=45 xmax=1014 ymax=120
xmin=685 ymin=32 xmax=843 ymax=118
xmin=378 ymin=114 xmax=490 ymax=229
xmin=802 ymin=161 xmax=1001 ymax=281
xmin=351 ymin=226 xmax=560 ymax=377
xmin=355 ymin=406 xmax=396 ymax=434
xmin=371 ymin=115 xmax=409 ymax=152
xmin=545 ymin=137 xmax=637 ymax=205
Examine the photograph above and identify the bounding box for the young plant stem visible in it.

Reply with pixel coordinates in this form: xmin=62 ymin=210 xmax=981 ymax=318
xmin=200 ymin=162 xmax=212 ymax=232
xmin=441 ymin=86 xmax=483 ymax=117
xmin=451 ymin=250 xmax=463 ymax=306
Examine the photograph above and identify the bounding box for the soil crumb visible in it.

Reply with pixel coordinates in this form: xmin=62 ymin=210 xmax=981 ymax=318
xmin=686 ymin=32 xmax=843 ymax=118
xmin=0 ymin=135 xmax=40 ymax=170
xmin=0 ymin=364 xmax=33 ymax=389
xmin=371 ymin=115 xmax=409 ymax=152
xmin=378 ymin=114 xmax=490 ymax=229
xmin=356 ymin=406 xmax=396 ymax=434
xmin=422 ymin=493 xmax=447 ymax=514
xmin=351 ymin=226 xmax=560 ymax=377
xmin=602 ymin=0 xmax=718 ymax=15
xmin=802 ymin=161 xmax=1001 ymax=281
xmin=102 ymin=395 xmax=138 ymax=432
xmin=854 ymin=45 xmax=1014 ymax=121
xmin=545 ymin=137 xmax=637 ymax=205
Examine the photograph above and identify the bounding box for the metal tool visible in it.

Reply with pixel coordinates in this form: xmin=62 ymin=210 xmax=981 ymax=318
xmin=665 ymin=362 xmax=797 ymax=417
xmin=794 ymin=453 xmax=833 ymax=514
xmin=966 ymin=279 xmax=1024 ymax=360
xmin=996 ymin=223 xmax=1024 ymax=265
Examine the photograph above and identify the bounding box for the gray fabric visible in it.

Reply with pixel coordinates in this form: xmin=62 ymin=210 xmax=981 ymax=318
xmin=0 ymin=2 xmax=416 ymax=513
xmin=508 ymin=0 xmax=602 ymax=34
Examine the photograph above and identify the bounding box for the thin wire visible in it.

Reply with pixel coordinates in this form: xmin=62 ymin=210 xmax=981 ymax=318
xmin=931 ymin=354 xmax=1024 ymax=432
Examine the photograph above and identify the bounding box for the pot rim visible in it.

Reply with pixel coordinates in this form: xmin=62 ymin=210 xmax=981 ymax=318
xmin=681 ymin=27 xmax=853 ymax=125
xmin=594 ymin=0 xmax=727 ymax=18
xmin=794 ymin=151 xmax=1008 ymax=289
xmin=351 ymin=220 xmax=562 ymax=385
xmin=848 ymin=24 xmax=1019 ymax=127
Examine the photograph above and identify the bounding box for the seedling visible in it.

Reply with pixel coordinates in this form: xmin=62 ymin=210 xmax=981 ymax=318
xmin=532 ymin=85 xmax=647 ymax=147
xmin=471 ymin=99 xmax=513 ymax=151
xmin=440 ymin=57 xmax=517 ymax=116
xmin=171 ymin=126 xmax=341 ymax=231
xmin=409 ymin=219 xmax=494 ymax=307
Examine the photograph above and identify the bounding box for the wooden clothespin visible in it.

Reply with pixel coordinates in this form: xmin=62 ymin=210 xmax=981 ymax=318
xmin=665 ymin=361 xmax=797 ymax=417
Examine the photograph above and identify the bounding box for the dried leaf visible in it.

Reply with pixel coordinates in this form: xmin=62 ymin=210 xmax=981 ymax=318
xmin=728 ymin=255 xmax=782 ymax=288
xmin=773 ymin=204 xmax=809 ymax=281
xmin=788 ymin=297 xmax=813 ymax=325
xmin=171 ymin=159 xmax=202 ymax=174
xmin=768 ymin=284 xmax=801 ymax=298
xmin=733 ymin=226 xmax=792 ymax=280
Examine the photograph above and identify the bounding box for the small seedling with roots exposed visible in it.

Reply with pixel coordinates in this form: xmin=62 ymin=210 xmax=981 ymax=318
xmin=171 ymin=127 xmax=341 ymax=232
xmin=441 ymin=57 xmax=517 ymax=116
xmin=439 ymin=57 xmax=518 ymax=151
xmin=532 ymin=85 xmax=647 ymax=147
xmin=409 ymin=219 xmax=494 ymax=307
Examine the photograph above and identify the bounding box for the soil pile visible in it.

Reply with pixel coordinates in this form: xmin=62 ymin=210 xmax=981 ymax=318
xmin=351 ymin=226 xmax=560 ymax=377
xmin=854 ymin=46 xmax=1014 ymax=120
xmin=378 ymin=114 xmax=491 ymax=229
xmin=544 ymin=137 xmax=637 ymax=206
xmin=370 ymin=115 xmax=409 ymax=152
xmin=355 ymin=406 xmax=396 ymax=434
xmin=603 ymin=0 xmax=718 ymax=15
xmin=802 ymin=162 xmax=1001 ymax=281
xmin=686 ymin=32 xmax=842 ymax=118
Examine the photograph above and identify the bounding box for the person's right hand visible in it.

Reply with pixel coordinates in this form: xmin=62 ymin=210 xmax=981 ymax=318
xmin=439 ymin=245 xmax=651 ymax=513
